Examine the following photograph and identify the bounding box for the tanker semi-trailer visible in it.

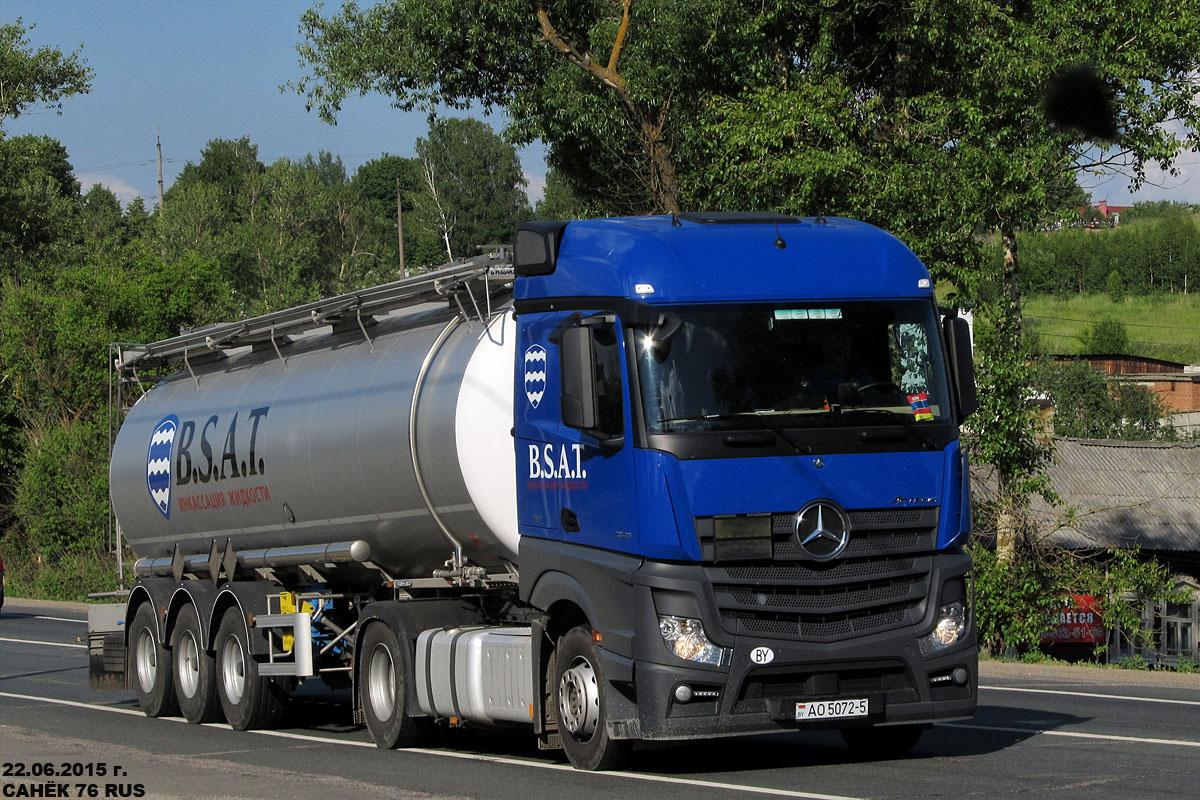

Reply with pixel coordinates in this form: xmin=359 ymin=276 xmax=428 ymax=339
xmin=89 ymin=213 xmax=979 ymax=771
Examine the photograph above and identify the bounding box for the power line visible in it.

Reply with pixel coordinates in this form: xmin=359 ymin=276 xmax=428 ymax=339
xmin=1025 ymin=312 xmax=1200 ymax=332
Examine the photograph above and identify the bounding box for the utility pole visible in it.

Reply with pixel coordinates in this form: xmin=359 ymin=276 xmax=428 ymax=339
xmin=157 ymin=128 xmax=165 ymax=213
xmin=396 ymin=176 xmax=407 ymax=278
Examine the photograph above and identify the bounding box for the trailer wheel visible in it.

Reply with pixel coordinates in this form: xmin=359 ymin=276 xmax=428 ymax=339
xmin=361 ymin=622 xmax=432 ymax=748
xmin=840 ymin=724 xmax=927 ymax=758
xmin=130 ymin=602 xmax=179 ymax=718
xmin=555 ymin=626 xmax=630 ymax=771
xmin=171 ymin=604 xmax=221 ymax=723
xmin=214 ymin=606 xmax=285 ymax=730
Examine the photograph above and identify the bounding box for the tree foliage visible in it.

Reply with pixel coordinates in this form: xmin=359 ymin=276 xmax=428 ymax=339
xmin=0 ymin=18 xmax=93 ymax=129
xmin=1035 ymin=359 xmax=1173 ymax=440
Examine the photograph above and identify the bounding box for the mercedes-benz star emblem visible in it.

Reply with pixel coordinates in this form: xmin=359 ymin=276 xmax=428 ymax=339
xmin=793 ymin=501 xmax=851 ymax=560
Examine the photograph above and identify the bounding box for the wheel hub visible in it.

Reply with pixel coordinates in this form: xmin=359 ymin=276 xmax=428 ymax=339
xmin=219 ymin=634 xmax=246 ymax=704
xmin=177 ymin=630 xmax=201 ymax=698
xmin=558 ymin=656 xmax=599 ymax=739
xmin=367 ymin=643 xmax=396 ymax=721
xmin=134 ymin=628 xmax=158 ymax=694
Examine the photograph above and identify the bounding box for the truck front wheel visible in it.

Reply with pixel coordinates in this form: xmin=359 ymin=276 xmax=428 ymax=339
xmin=171 ymin=604 xmax=221 ymax=723
xmin=361 ymin=622 xmax=432 ymax=748
xmin=214 ymin=606 xmax=285 ymax=730
xmin=130 ymin=602 xmax=179 ymax=717
xmin=555 ymin=626 xmax=631 ymax=771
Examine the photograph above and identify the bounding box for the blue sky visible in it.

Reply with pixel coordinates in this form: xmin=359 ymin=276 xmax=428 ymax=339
xmin=3 ymin=0 xmax=547 ymax=205
xmin=4 ymin=0 xmax=1197 ymax=209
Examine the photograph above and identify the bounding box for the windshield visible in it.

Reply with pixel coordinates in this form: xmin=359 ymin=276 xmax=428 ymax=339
xmin=637 ymin=301 xmax=952 ymax=433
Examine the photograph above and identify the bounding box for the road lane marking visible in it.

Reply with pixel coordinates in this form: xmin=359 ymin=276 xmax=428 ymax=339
xmin=35 ymin=615 xmax=86 ymax=624
xmin=981 ymin=684 xmax=1200 ymax=707
xmin=939 ymin=722 xmax=1200 ymax=748
xmin=0 ymin=691 xmax=861 ymax=800
xmin=0 ymin=637 xmax=86 ymax=649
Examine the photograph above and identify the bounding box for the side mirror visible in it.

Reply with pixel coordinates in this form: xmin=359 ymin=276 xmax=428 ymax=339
xmin=560 ymin=325 xmax=597 ymax=431
xmin=945 ymin=316 xmax=978 ymax=420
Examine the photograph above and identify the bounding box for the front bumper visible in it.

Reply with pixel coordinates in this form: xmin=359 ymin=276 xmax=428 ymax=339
xmin=615 ymin=552 xmax=976 ymax=740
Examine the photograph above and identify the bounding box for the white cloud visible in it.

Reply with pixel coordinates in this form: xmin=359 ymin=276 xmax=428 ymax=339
xmin=1081 ymin=118 xmax=1200 ymax=206
xmin=75 ymin=173 xmax=145 ymax=208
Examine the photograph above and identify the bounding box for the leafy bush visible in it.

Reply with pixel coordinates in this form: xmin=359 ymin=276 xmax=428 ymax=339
xmin=970 ymin=539 xmax=1186 ymax=657
xmin=1175 ymin=655 xmax=1200 ymax=674
xmin=1116 ymin=655 xmax=1149 ymax=670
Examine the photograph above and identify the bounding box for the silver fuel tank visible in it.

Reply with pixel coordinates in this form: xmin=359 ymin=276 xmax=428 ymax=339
xmin=109 ymin=302 xmax=519 ymax=582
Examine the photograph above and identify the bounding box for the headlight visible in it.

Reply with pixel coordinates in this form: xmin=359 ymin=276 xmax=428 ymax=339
xmin=920 ymin=601 xmax=967 ymax=654
xmin=658 ymin=615 xmax=723 ymax=666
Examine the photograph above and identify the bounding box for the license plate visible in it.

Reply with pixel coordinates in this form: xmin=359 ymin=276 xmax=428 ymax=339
xmin=795 ymin=698 xmax=870 ymax=720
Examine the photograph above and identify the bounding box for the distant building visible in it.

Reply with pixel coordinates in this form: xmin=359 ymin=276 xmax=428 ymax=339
xmin=1051 ymin=354 xmax=1200 ymax=432
xmin=1024 ymin=439 xmax=1200 ymax=667
xmin=1078 ymin=199 xmax=1133 ymax=226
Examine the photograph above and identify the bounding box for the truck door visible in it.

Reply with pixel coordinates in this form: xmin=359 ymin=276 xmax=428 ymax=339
xmin=517 ymin=312 xmax=638 ymax=553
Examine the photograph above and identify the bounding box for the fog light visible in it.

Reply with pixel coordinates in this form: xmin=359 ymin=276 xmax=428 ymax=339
xmin=658 ymin=615 xmax=723 ymax=666
xmin=674 ymin=684 xmax=694 ymax=703
xmin=920 ymin=601 xmax=966 ymax=654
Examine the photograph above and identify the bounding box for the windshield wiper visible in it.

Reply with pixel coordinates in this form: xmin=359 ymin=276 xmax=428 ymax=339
xmin=656 ymin=413 xmax=812 ymax=453
xmin=838 ymin=408 xmax=939 ymax=450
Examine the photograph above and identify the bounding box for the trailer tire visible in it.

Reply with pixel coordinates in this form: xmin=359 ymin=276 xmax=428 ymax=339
xmin=361 ymin=622 xmax=432 ymax=748
xmin=555 ymin=626 xmax=630 ymax=771
xmin=840 ymin=724 xmax=927 ymax=758
xmin=130 ymin=602 xmax=179 ymax=718
xmin=171 ymin=604 xmax=221 ymax=724
xmin=214 ymin=606 xmax=285 ymax=730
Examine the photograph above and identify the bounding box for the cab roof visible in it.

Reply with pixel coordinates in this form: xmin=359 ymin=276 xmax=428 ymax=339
xmin=514 ymin=214 xmax=933 ymax=305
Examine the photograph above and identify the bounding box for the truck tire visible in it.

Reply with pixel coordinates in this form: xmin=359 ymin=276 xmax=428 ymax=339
xmin=129 ymin=602 xmax=179 ymax=717
xmin=555 ymin=626 xmax=631 ymax=771
xmin=840 ymin=724 xmax=927 ymax=758
xmin=171 ymin=604 xmax=221 ymax=724
xmin=214 ymin=606 xmax=285 ymax=730
xmin=361 ymin=622 xmax=433 ymax=748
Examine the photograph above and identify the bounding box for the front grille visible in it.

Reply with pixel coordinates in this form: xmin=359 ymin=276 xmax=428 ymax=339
xmin=697 ymin=507 xmax=937 ymax=642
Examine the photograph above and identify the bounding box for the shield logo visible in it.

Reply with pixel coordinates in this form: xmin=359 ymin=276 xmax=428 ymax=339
xmin=146 ymin=415 xmax=179 ymax=519
xmin=524 ymin=345 xmax=548 ymax=408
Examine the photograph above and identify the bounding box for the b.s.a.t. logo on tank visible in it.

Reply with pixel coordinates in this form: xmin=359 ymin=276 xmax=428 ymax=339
xmin=146 ymin=415 xmax=179 ymax=519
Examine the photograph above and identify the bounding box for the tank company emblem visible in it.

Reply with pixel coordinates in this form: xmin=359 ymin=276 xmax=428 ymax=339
xmin=154 ymin=406 xmax=274 ymax=515
xmin=146 ymin=415 xmax=180 ymax=518
xmin=524 ymin=345 xmax=548 ymax=408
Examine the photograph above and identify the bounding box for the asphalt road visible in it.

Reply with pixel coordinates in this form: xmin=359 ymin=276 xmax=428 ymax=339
xmin=2 ymin=597 xmax=1198 ymax=800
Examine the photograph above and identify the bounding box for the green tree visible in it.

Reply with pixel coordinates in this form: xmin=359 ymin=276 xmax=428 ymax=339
xmin=413 ymin=117 xmax=530 ymax=262
xmin=1079 ymin=319 xmax=1130 ymax=354
xmin=350 ymin=154 xmax=424 ymax=275
xmin=291 ymin=0 xmax=787 ymax=214
xmin=0 ymin=134 xmax=80 ymax=277
xmin=0 ymin=18 xmax=93 ymax=129
xmin=170 ymin=136 xmax=265 ymax=221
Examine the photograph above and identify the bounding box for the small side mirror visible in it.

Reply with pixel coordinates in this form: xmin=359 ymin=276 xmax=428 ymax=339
xmin=946 ymin=316 xmax=978 ymax=420
xmin=560 ymin=325 xmax=596 ymax=431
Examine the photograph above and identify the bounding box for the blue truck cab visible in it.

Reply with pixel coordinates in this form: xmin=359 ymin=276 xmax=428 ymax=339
xmin=512 ymin=212 xmax=977 ymax=763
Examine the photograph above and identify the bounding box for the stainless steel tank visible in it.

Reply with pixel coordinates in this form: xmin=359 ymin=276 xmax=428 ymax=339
xmin=110 ymin=301 xmax=519 ymax=581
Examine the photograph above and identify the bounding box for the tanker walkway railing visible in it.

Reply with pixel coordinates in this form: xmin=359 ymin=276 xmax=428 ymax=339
xmin=112 ymin=250 xmax=513 ymax=376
